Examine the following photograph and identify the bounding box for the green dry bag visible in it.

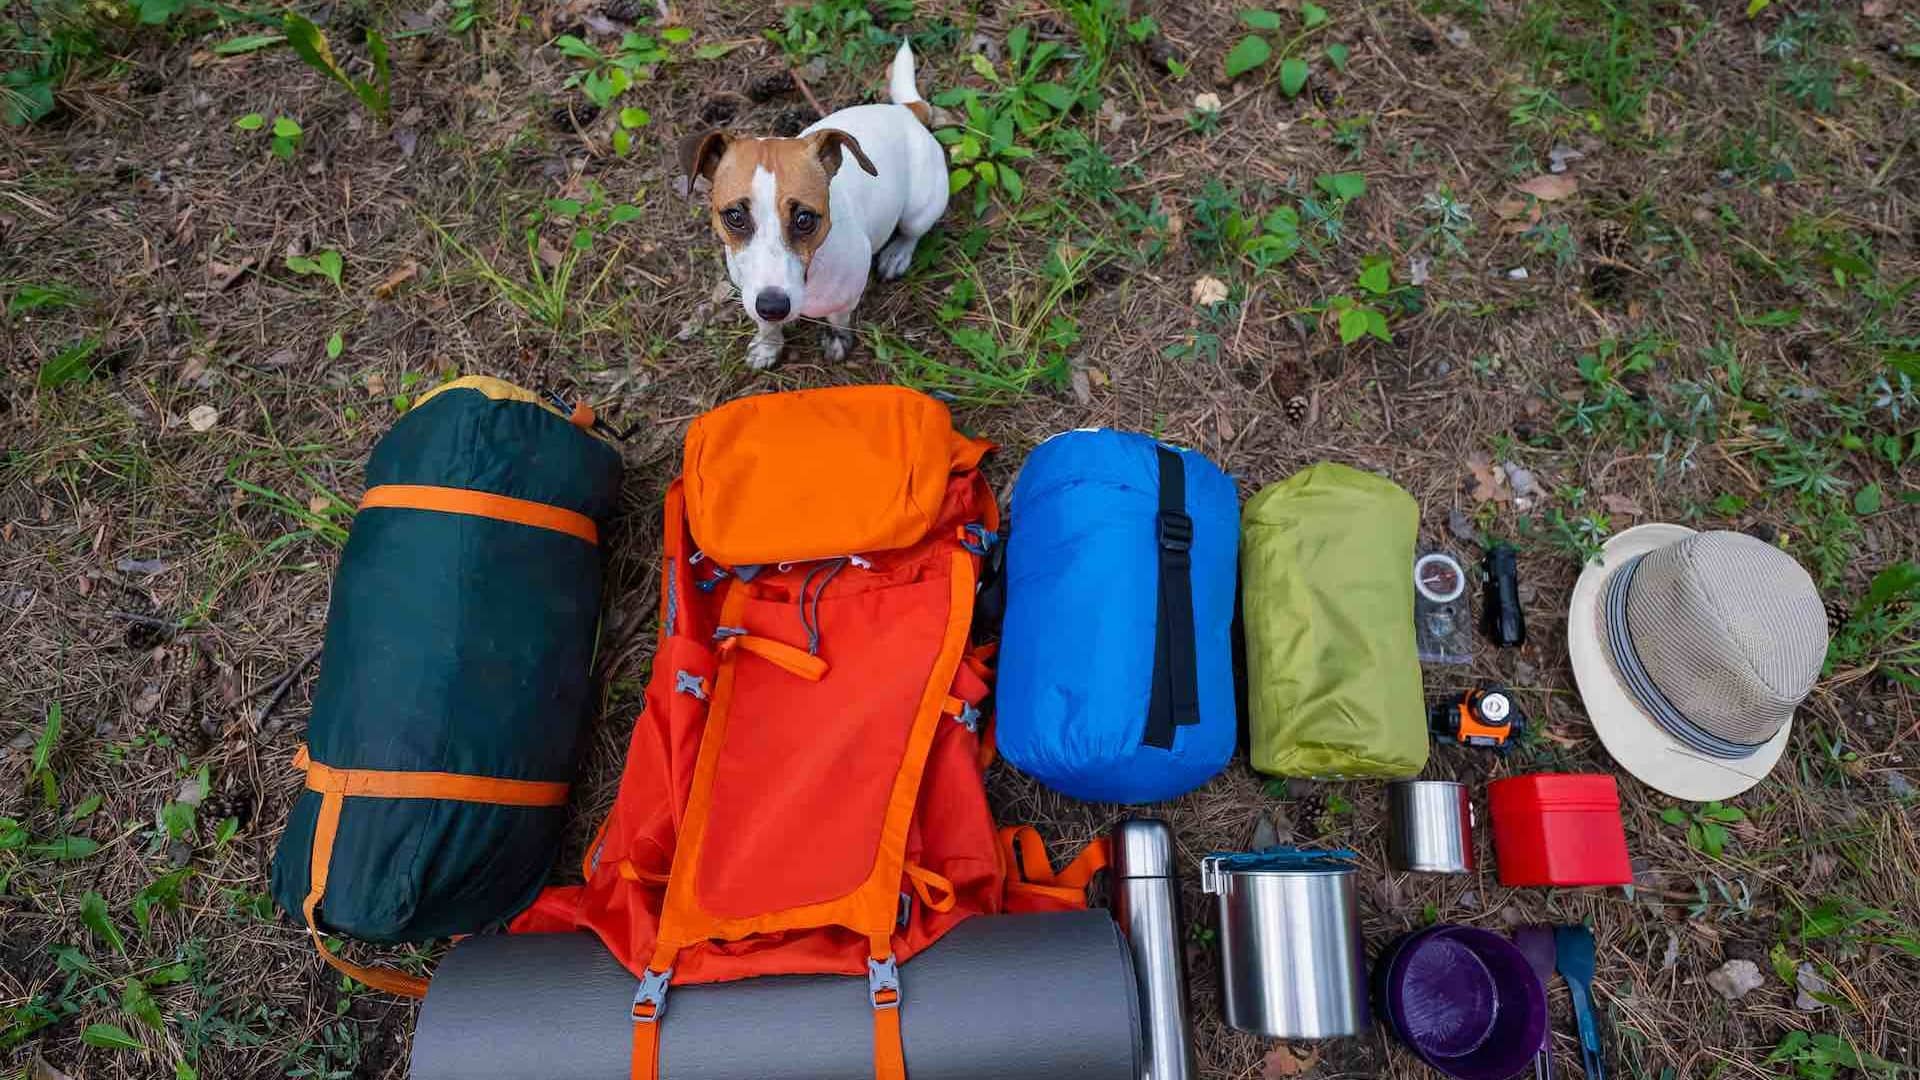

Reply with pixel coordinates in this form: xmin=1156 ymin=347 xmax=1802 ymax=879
xmin=1242 ymin=463 xmax=1428 ymax=778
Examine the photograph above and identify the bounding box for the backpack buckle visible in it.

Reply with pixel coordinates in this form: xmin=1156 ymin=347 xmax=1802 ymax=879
xmin=867 ymin=955 xmax=901 ymax=1009
xmin=1157 ymin=510 xmax=1193 ymax=553
xmin=632 ymin=968 xmax=672 ymax=1024
xmin=960 ymin=523 xmax=998 ymax=556
xmin=955 ymin=701 xmax=981 ymax=733
xmin=673 ymin=671 xmax=708 ymax=701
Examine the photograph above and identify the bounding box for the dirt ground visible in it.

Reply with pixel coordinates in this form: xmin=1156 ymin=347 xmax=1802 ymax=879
xmin=4 ymin=0 xmax=1918 ymax=1077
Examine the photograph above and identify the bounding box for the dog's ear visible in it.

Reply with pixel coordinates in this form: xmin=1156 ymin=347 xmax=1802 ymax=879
xmin=810 ymin=129 xmax=877 ymax=179
xmin=678 ymin=129 xmax=733 ymax=183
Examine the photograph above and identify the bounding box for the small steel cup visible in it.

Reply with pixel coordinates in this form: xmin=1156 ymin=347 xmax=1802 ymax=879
xmin=1387 ymin=780 xmax=1475 ymax=874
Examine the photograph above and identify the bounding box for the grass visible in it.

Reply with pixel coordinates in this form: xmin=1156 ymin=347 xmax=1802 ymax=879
xmin=3 ymin=0 xmax=1918 ymax=1076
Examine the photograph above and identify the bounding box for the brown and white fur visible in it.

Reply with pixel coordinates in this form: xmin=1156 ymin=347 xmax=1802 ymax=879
xmin=679 ymin=41 xmax=948 ymax=369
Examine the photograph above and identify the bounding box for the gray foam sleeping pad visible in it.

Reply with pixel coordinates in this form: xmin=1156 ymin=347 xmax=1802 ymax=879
xmin=410 ymin=911 xmax=1142 ymax=1080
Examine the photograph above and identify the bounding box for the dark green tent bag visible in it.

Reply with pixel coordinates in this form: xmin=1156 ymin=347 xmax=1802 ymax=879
xmin=269 ymin=376 xmax=622 ymax=996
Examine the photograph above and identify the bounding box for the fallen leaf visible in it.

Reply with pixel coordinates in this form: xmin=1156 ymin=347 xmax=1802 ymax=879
xmin=131 ymin=682 xmax=163 ymax=717
xmin=31 ymin=1055 xmax=76 ymax=1080
xmin=1086 ymin=367 xmax=1110 ymax=388
xmin=1548 ymin=145 xmax=1585 ymax=173
xmin=308 ymin=494 xmax=331 ymax=515
xmin=205 ymin=256 xmax=255 ymax=291
xmin=1191 ymin=275 xmax=1229 ymax=307
xmin=1600 ymin=493 xmax=1643 ymax=517
xmin=1263 ymin=1043 xmax=1318 ymax=1079
xmin=373 ymin=260 xmax=419 ymax=299
xmin=1863 ymin=0 xmax=1889 ymax=15
xmin=1794 ymin=962 xmax=1832 ymax=1011
xmin=1503 ymin=462 xmax=1542 ymax=500
xmin=1466 ymin=451 xmax=1510 ymax=503
xmin=187 ymin=404 xmax=219 ymax=432
xmin=1516 ymin=173 xmax=1580 ymax=201
xmin=1660 ymin=931 xmax=1680 ymax=970
xmin=536 ymin=236 xmax=565 ymax=270
xmin=1070 ymin=368 xmax=1092 ymax=405
xmin=1493 ymin=197 xmax=1540 ymax=223
xmin=1447 ymin=507 xmax=1477 ymax=543
xmin=1192 ymin=91 xmax=1223 ymax=113
xmin=365 ymin=372 xmax=388 ymax=397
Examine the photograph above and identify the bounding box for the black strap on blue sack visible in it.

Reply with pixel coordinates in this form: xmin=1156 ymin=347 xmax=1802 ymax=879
xmin=1145 ymin=446 xmax=1200 ymax=750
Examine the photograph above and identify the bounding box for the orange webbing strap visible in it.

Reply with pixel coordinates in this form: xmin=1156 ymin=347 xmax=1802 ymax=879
xmin=998 ymin=826 xmax=1112 ymax=907
xmin=630 ymin=946 xmax=677 ymax=1080
xmin=293 ymin=746 xmax=570 ymax=1000
xmin=717 ymin=632 xmax=829 ymax=681
xmin=903 ymin=862 xmax=958 ymax=914
xmin=869 ymin=937 xmax=906 ymax=1080
xmin=360 ymin=484 xmax=600 ymax=545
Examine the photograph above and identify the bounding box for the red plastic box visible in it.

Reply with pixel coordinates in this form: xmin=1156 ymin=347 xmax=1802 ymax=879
xmin=1487 ymin=773 xmax=1633 ymax=887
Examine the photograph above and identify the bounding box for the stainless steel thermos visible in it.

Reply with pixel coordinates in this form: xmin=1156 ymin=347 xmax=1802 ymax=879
xmin=1201 ymin=850 xmax=1369 ymax=1039
xmin=1387 ymin=780 xmax=1475 ymax=874
xmin=1110 ymin=820 xmax=1195 ymax=1080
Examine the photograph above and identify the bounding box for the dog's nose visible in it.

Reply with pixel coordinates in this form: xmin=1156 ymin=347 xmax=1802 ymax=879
xmin=754 ymin=289 xmax=792 ymax=322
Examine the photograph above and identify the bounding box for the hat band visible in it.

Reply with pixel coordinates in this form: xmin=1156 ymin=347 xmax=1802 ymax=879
xmin=1605 ymin=554 xmax=1768 ymax=761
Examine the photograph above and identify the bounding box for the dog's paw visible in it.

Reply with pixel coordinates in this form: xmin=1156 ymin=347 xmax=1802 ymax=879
xmin=822 ymin=326 xmax=855 ymax=363
xmin=746 ymin=337 xmax=785 ymax=370
xmin=875 ymin=237 xmax=917 ymax=282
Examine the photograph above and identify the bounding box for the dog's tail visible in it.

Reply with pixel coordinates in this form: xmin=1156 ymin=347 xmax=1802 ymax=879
xmin=889 ymin=39 xmax=931 ymax=126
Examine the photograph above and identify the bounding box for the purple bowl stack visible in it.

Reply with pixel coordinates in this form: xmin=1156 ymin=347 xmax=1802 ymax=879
xmin=1374 ymin=925 xmax=1548 ymax=1080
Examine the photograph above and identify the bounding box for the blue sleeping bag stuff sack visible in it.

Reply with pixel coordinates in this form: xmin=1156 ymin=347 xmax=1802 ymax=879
xmin=996 ymin=429 xmax=1239 ymax=804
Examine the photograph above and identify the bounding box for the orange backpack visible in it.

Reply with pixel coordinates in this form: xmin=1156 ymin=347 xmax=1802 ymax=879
xmin=511 ymin=386 xmax=1106 ymax=1080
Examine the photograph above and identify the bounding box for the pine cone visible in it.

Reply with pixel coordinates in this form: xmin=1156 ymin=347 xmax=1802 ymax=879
xmin=200 ymin=787 xmax=255 ymax=833
xmin=1588 ymin=263 xmax=1628 ymax=303
xmin=746 ymin=70 xmax=796 ymax=103
xmin=550 ymin=101 xmax=600 ymax=130
xmin=1284 ymin=394 xmax=1310 ymax=424
xmin=1825 ymin=598 xmax=1851 ymax=631
xmin=601 ymin=0 xmax=644 ymax=24
xmin=772 ymin=105 xmax=820 ymax=137
xmin=1588 ymin=219 xmax=1630 ymax=262
xmin=698 ymin=95 xmax=740 ymax=126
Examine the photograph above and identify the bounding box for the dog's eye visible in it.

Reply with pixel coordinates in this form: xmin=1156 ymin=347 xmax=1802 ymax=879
xmin=720 ymin=206 xmax=750 ymax=232
xmin=791 ymin=207 xmax=818 ymax=235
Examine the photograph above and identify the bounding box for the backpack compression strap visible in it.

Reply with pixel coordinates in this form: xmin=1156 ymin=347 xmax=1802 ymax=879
xmin=1143 ymin=446 xmax=1200 ymax=750
xmin=292 ymin=746 xmax=570 ymax=999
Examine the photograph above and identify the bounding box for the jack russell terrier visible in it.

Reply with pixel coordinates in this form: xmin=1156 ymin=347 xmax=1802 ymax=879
xmin=678 ymin=40 xmax=949 ymax=369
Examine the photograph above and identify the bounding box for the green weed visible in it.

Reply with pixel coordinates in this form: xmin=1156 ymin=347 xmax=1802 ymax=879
xmin=1419 ymin=187 xmax=1475 ymax=260
xmin=1765 ymin=1030 xmax=1901 ymax=1080
xmin=1557 ymin=335 xmax=1662 ymax=444
xmin=285 ymin=14 xmax=390 ymax=121
xmin=553 ymin=29 xmax=668 ymax=111
xmin=1827 ymin=561 xmax=1920 ymax=688
xmin=1224 ymin=3 xmax=1332 ymax=98
xmin=1536 ymin=487 xmax=1612 ymax=564
xmin=768 ymin=0 xmax=913 ymax=65
xmin=1659 ymin=801 xmax=1746 ymax=858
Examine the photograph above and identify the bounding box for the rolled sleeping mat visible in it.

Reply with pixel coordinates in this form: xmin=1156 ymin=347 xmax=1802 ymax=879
xmin=410 ymin=911 xmax=1142 ymax=1080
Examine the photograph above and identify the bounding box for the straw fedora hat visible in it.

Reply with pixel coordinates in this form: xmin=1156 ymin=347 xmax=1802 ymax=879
xmin=1568 ymin=524 xmax=1828 ymax=802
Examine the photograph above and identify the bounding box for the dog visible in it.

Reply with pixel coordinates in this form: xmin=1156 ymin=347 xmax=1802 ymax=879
xmin=678 ymin=40 xmax=949 ymax=369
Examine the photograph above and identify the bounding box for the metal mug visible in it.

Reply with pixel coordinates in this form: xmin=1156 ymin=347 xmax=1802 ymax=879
xmin=1387 ymin=780 xmax=1475 ymax=874
xmin=1201 ymin=851 xmax=1369 ymax=1039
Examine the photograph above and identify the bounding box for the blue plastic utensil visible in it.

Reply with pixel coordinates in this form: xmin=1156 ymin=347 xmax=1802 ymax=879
xmin=1554 ymin=925 xmax=1605 ymax=1080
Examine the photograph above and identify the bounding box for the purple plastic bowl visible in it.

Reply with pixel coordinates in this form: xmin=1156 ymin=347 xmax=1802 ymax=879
xmin=1376 ymin=926 xmax=1547 ymax=1080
